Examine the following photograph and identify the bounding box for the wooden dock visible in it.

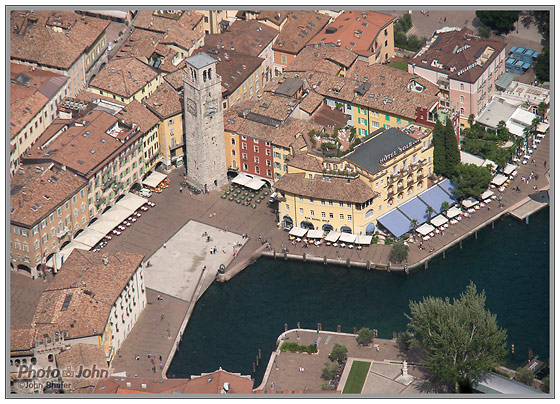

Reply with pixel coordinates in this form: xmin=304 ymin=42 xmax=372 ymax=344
xmin=510 ymin=198 xmax=548 ymax=220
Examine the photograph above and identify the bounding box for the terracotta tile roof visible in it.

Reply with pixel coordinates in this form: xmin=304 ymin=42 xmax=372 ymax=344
xmin=285 ymin=152 xmax=324 ymax=172
xmin=114 ymin=29 xmax=164 ymax=60
xmin=410 ymin=28 xmax=506 ymax=83
xmin=204 ymin=20 xmax=278 ymax=57
xmin=160 ymin=25 xmax=204 ymax=53
xmin=10 ymin=163 xmax=86 ymax=227
xmin=10 ymin=328 xmax=36 ymax=352
xmin=184 ymin=369 xmax=253 ymax=394
xmin=10 ymin=10 xmax=109 ymax=70
xmin=94 ymin=377 xmax=189 ymax=394
xmin=225 ymin=100 xmax=324 ymax=149
xmin=299 ymin=91 xmax=324 ymax=114
xmin=286 ymin=45 xmax=358 ymax=73
xmin=133 ymin=10 xmax=203 ymax=34
xmin=193 ymin=47 xmax=263 ymax=96
xmin=257 ymin=10 xmax=290 ymax=28
xmin=312 ymin=104 xmax=351 ymax=128
xmin=346 ymin=60 xmax=440 ymax=96
xmin=299 ymin=70 xmax=439 ymax=120
xmin=275 ymin=172 xmax=377 ymax=203
xmin=10 ymin=81 xmax=48 ymax=140
xmin=24 ymin=110 xmax=137 ymax=177
xmin=163 ymin=68 xmax=187 ymax=91
xmin=89 ymin=58 xmax=159 ymax=99
xmin=32 ymin=250 xmax=144 ymax=340
xmin=308 ymin=10 xmax=396 ymax=52
xmin=56 ymin=344 xmax=109 ymax=393
xmin=144 ymin=82 xmax=182 ymax=119
xmin=272 ymin=11 xmax=331 ymax=55
xmin=115 ymin=100 xmax=159 ymax=133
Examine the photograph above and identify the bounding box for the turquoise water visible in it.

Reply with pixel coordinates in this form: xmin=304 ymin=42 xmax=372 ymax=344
xmin=168 ymin=207 xmax=550 ymax=386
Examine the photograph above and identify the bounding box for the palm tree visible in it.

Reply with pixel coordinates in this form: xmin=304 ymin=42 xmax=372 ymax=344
xmin=440 ymin=201 xmax=450 ymax=213
xmin=425 ymin=206 xmax=434 ymax=223
xmin=537 ymin=101 xmax=549 ymax=118
xmin=410 ymin=219 xmax=418 ymax=241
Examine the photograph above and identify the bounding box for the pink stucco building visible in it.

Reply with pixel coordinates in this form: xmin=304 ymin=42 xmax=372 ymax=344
xmin=408 ymin=28 xmax=506 ymax=128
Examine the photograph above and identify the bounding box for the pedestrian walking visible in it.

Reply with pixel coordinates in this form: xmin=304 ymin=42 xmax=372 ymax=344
xmin=179 ymin=186 xmax=183 ymax=193
xmin=161 ymin=313 xmax=165 ymax=321
xmin=160 ymin=363 xmax=163 ymax=370
xmin=544 ymin=160 xmax=547 ymax=167
xmin=159 ymin=355 xmax=162 ymax=361
xmin=163 ymin=243 xmax=167 ymax=249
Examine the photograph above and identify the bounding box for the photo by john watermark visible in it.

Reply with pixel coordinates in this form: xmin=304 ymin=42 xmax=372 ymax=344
xmin=16 ymin=364 xmax=109 ymax=380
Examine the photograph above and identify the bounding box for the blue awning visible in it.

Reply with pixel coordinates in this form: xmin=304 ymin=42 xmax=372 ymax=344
xmin=398 ymin=197 xmax=431 ymax=223
xmin=417 ymin=184 xmax=457 ymax=213
xmin=377 ymin=209 xmax=412 ymax=238
xmin=437 ymin=178 xmax=458 ymax=197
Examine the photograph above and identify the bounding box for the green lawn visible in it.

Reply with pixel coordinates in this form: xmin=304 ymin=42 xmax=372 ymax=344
xmin=342 ymin=361 xmax=371 ymax=394
xmin=389 ymin=59 xmax=408 ymax=71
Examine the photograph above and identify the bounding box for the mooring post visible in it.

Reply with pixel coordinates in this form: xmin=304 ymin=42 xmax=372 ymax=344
xmin=366 ymin=260 xmax=371 ymax=270
xmin=459 ymin=239 xmax=462 ymax=249
xmin=337 ymin=324 xmax=341 ymax=333
xmin=284 ymin=323 xmax=288 ymax=332
xmin=256 ymin=355 xmax=259 ymax=367
xmin=297 ymin=321 xmax=301 ymax=329
xmin=258 ymin=349 xmax=262 ymax=359
xmin=526 ymin=215 xmax=530 ymax=224
xmin=491 ymin=221 xmax=494 ymax=230
xmin=387 ymin=262 xmax=391 ymax=272
xmin=353 ymin=327 xmax=357 ymax=334
xmin=303 ymin=252 xmax=306 ymax=263
xmin=442 ymin=250 xmax=445 ymax=259
xmin=253 ymin=362 xmax=256 ymax=373
xmin=424 ymin=260 xmax=428 ymax=270
xmin=273 ymin=250 xmax=276 ymax=259
xmin=346 ymin=258 xmax=350 ymax=268
xmin=475 ymin=231 xmax=478 ymax=240
xmin=284 ymin=252 xmax=287 ymax=260
xmin=318 ymin=322 xmax=322 ymax=331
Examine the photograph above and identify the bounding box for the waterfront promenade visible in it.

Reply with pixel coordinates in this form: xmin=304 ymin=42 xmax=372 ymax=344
xmin=101 ymin=130 xmax=548 ymax=380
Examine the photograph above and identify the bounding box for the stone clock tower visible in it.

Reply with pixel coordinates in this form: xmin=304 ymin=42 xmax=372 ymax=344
xmin=183 ymin=52 xmax=227 ymax=192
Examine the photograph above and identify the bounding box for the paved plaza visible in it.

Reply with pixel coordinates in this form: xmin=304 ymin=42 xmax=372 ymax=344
xmin=258 ymin=329 xmax=430 ymax=394
xmin=144 ymin=220 xmax=245 ymax=301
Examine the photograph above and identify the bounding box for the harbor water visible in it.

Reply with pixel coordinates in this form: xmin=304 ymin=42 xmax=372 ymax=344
xmin=168 ymin=207 xmax=550 ymax=387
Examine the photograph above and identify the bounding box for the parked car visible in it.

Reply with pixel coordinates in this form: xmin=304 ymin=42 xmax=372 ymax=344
xmin=140 ymin=188 xmax=153 ymax=197
xmin=269 ymin=192 xmax=278 ymax=204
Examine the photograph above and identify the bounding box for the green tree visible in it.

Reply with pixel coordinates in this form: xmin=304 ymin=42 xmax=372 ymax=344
xmin=321 ymin=382 xmax=335 ymax=391
xmin=357 ymin=327 xmax=375 ymax=346
xmin=452 ymin=164 xmax=492 ymax=200
xmin=515 ymin=367 xmax=534 ymax=386
xmin=432 ymin=120 xmax=446 ymax=177
xmin=444 ymin=119 xmax=460 ymax=177
xmin=440 ymin=201 xmax=450 ymax=213
xmin=535 ymin=45 xmax=549 ymax=83
xmin=476 ymin=11 xmax=520 ymax=34
xmin=537 ymin=102 xmax=549 ymax=118
xmin=389 ymin=241 xmax=409 ymax=263
xmin=477 ymin=25 xmax=491 ymax=38
xmin=404 ymin=282 xmax=507 ymax=391
xmin=321 ymin=362 xmax=339 ymax=380
xmin=425 ymin=206 xmax=434 ymax=223
xmin=467 ymin=114 xmax=475 ymax=127
xmin=409 ymin=219 xmax=418 ymax=241
xmin=330 ymin=343 xmax=348 ymax=361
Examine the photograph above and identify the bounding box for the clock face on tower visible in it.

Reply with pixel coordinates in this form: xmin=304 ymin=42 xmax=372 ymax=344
xmin=205 ymin=100 xmax=218 ymax=117
xmin=187 ymin=98 xmax=197 ymax=117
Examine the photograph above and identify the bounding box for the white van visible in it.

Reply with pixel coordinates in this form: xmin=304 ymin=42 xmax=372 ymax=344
xmin=140 ymin=188 xmax=153 ymax=198
xmin=269 ymin=192 xmax=278 ymax=204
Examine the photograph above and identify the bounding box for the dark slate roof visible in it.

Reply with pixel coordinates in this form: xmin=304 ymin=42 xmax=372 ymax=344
xmin=186 ymin=52 xmax=216 ymax=69
xmin=345 ymin=128 xmax=419 ymax=174
xmin=275 ymin=77 xmax=304 ymax=97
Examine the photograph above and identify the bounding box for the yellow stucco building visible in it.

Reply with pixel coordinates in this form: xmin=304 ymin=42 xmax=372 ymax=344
xmin=275 ymin=124 xmax=434 ymax=235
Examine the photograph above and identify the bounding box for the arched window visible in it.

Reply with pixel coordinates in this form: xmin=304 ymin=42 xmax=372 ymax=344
xmin=203 ymin=70 xmax=207 ymax=82
xmin=365 ymin=209 xmax=374 ymax=219
xmin=208 ymin=68 xmax=212 ymax=80
xmin=340 ymin=225 xmax=352 ymax=234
